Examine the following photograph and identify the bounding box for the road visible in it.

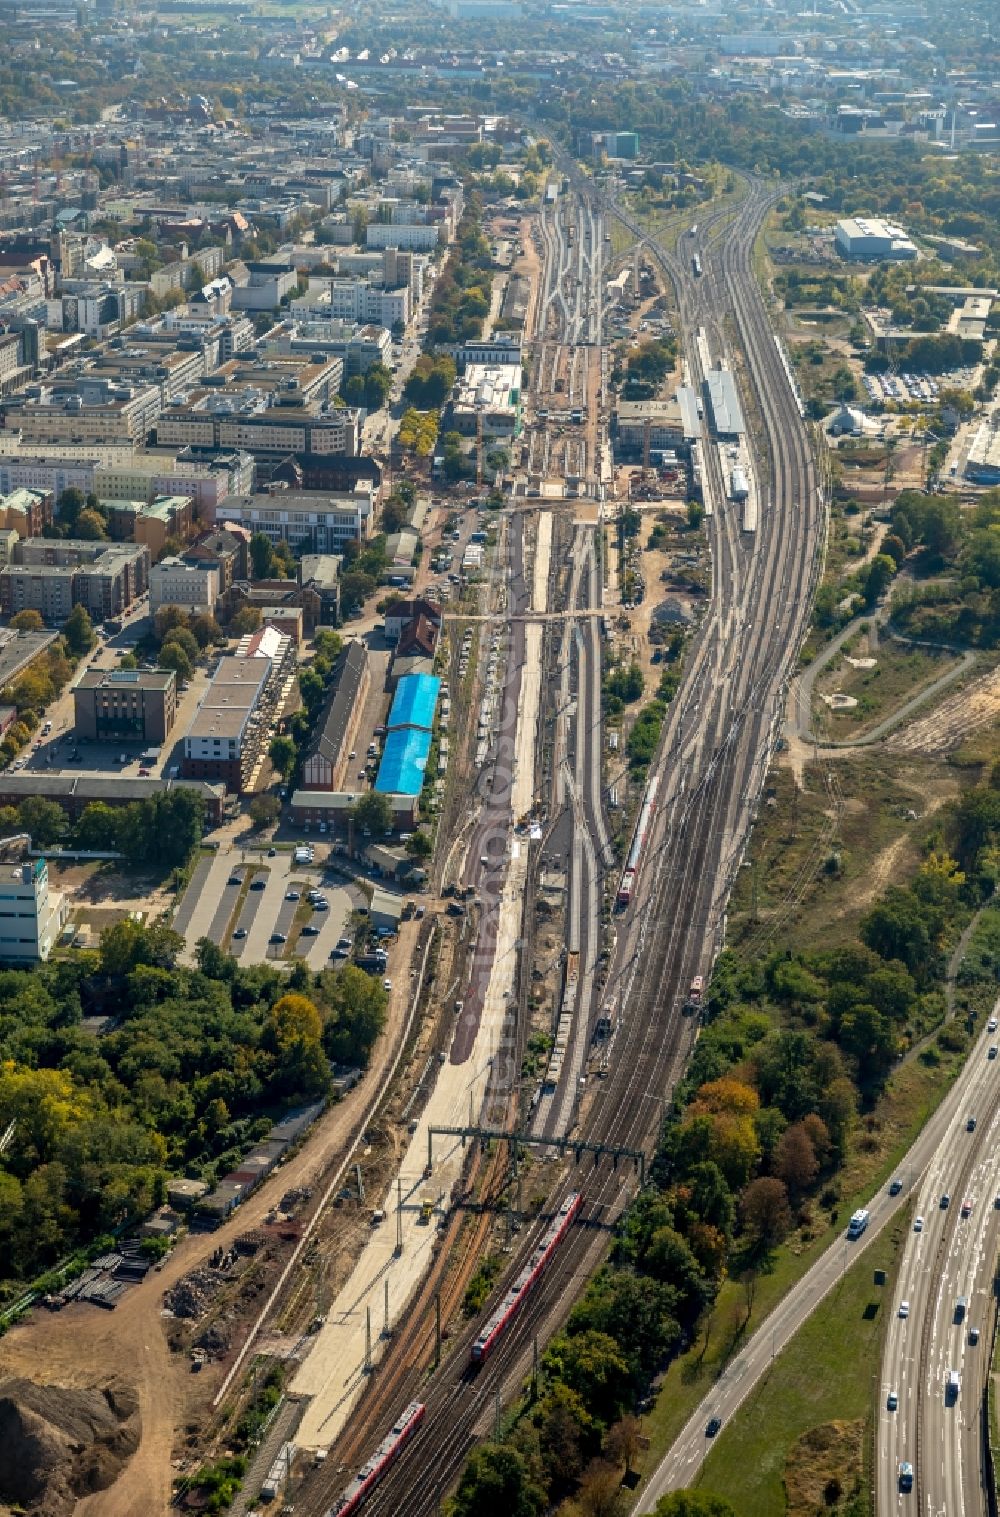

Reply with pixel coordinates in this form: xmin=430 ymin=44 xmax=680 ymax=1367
xmin=639 ymin=1006 xmax=1000 ymax=1512
xmin=877 ymin=1006 xmax=1000 ymax=1517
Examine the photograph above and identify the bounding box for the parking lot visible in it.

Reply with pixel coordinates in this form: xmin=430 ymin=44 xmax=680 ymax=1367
xmin=19 ymin=613 xmax=213 ymax=781
xmin=173 ymin=844 xmax=357 ymax=967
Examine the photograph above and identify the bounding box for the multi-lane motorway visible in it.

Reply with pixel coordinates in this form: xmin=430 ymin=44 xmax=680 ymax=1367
xmin=640 ymin=999 xmax=1000 ymax=1513
xmin=879 ymin=1013 xmax=1000 ymax=1517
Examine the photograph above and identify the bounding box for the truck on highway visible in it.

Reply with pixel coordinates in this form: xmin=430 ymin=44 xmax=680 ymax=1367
xmin=846 ymin=1208 xmax=869 ymax=1240
xmin=898 ymin=1462 xmax=913 ymax=1492
xmin=946 ymin=1369 xmax=960 ymax=1401
xmin=955 ymin=1296 xmax=967 ymax=1323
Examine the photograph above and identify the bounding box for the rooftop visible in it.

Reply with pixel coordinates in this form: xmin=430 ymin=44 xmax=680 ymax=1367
xmin=76 ymin=667 xmax=176 ymax=693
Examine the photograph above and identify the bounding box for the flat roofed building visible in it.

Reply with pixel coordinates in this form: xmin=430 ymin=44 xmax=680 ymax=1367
xmin=448 ymin=361 xmax=522 ymax=438
xmin=703 ymin=369 xmax=746 ymax=440
xmin=181 ymin=654 xmax=274 ymax=792
xmin=835 ymin=216 xmax=917 ymax=262
xmin=213 ymin=485 xmax=374 ymax=553
xmin=150 ymin=556 xmax=220 ymax=615
xmin=965 ymin=421 xmax=1000 ymax=485
xmin=614 ymin=394 xmax=701 ymax=457
xmin=74 ymin=667 xmax=177 ymax=744
xmin=0 ymin=856 xmax=67 ymax=963
xmin=0 ymin=773 xmax=225 ymax=824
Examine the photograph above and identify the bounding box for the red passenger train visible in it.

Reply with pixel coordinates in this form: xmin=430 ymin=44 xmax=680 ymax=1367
xmin=327 ymin=1402 xmax=426 ymax=1516
xmin=472 ymin=1193 xmax=582 ymax=1364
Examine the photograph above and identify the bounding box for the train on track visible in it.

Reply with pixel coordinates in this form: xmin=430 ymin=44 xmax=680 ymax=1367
xmin=471 ymin=1193 xmax=582 ymax=1363
xmin=327 ymin=1402 xmax=426 ymax=1516
xmin=616 ymin=774 xmax=659 ymax=908
xmin=692 ymin=253 xmax=702 ymax=278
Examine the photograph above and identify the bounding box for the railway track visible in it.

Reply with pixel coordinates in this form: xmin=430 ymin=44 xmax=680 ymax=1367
xmin=294 ymin=167 xmax=822 ymax=1516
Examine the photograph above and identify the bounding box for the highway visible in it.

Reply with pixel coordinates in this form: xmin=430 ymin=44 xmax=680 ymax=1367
xmin=639 ymin=1003 xmax=1000 ymax=1513
xmin=878 ymin=1008 xmax=1000 ymax=1517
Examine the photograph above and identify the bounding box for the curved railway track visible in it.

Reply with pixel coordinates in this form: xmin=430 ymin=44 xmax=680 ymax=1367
xmin=293 ymin=170 xmax=823 ymax=1517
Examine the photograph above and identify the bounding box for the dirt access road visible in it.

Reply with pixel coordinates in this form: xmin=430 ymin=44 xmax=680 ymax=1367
xmin=0 ymin=920 xmax=423 ymax=1517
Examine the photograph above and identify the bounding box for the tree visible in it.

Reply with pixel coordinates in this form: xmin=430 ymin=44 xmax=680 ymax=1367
xmin=158 ymin=641 xmax=193 ymax=682
xmin=544 ymin=1330 xmax=632 ymax=1425
xmin=340 ymin=570 xmax=377 ymax=616
xmin=189 ymin=613 xmax=224 ymax=649
xmin=230 ymin=606 xmax=262 ymax=636
xmin=452 ymin=1443 xmax=546 ymax=1517
xmin=163 ymin=626 xmax=199 ymax=664
xmin=316 ymin=962 xmax=387 ymax=1065
xmin=405 ymin=830 xmax=433 ymax=858
xmin=57 ymin=487 xmax=85 ymax=533
xmin=17 ymin=796 xmax=67 ymax=846
xmin=653 ymin=1494 xmax=737 ymax=1517
xmin=263 ymin=992 xmax=330 ymax=1097
xmin=352 ymin=790 xmax=393 ymax=836
xmin=574 ymin=1460 xmax=628 ymax=1517
xmin=63 ymin=604 xmax=95 ymax=658
xmin=739 ymin=1176 xmax=792 ymax=1253
xmin=535 ymin=1382 xmax=594 ymax=1495
xmin=74 ymin=802 xmax=123 ymax=851
xmin=268 ymin=735 xmax=296 ymax=779
xmin=10 ymin=609 xmax=44 ymax=632
xmin=363 ymin=362 xmax=393 ymax=411
xmin=863 ymin=552 xmax=896 ymax=607
xmin=774 ymin=1121 xmax=819 ymax=1195
xmin=604 ymin=1415 xmax=643 ymax=1476
xmin=152 ymin=605 xmax=187 ymax=642
xmin=75 ymin=508 xmax=107 ymax=541
xmin=249 ymin=794 xmax=281 ymax=830
xmin=250 ymin=532 xmax=274 ymax=580
xmin=99 ymin=918 xmax=183 ymax=978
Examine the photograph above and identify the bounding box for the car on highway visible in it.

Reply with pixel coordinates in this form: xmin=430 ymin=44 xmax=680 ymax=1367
xmin=383 ymin=978 xmax=393 ymax=991
xmin=269 ymin=932 xmax=287 ymax=945
xmin=961 ymin=1197 xmax=973 ymax=1217
xmin=887 ymin=1391 xmax=898 ymax=1411
xmin=228 ymin=875 xmax=241 ymax=886
xmin=313 ymin=899 xmax=329 ymax=911
xmin=940 ymin=1193 xmax=950 ymax=1209
xmin=914 ymin=1215 xmax=924 ymax=1231
xmin=889 ymin=1178 xmax=903 ymax=1195
xmin=301 ymin=924 xmax=319 ymax=936
xmin=233 ymin=927 xmax=247 ymax=939
xmin=705 ymin=1418 xmax=721 ymax=1438
xmin=250 ymin=879 xmax=266 ymax=891
xmin=967 ymin=1116 xmax=977 ymax=1131
xmin=990 ymin=1046 xmax=998 ymax=1060
xmin=989 ymin=1016 xmax=998 ymax=1033
xmin=286 ymin=890 xmax=300 ymax=901
xmin=970 ymin=1326 xmax=981 ymax=1345
xmin=898 ymin=1301 xmax=910 ymax=1319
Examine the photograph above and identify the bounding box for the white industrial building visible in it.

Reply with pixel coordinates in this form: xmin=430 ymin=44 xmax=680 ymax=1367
xmin=835 ymin=217 xmax=917 ymax=262
xmin=448 ymin=362 xmax=522 ymax=438
xmin=0 ymin=857 xmax=68 ymax=962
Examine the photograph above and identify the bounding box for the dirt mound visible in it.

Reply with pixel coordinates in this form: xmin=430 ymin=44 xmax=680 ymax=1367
xmin=784 ymin=1418 xmax=864 ymax=1516
xmin=0 ymin=1376 xmax=140 ymax=1516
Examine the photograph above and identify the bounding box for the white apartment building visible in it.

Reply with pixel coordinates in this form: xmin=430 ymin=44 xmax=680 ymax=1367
xmin=150 ymin=556 xmax=219 ymax=614
xmin=293 ymin=279 xmax=410 ymax=329
xmin=0 ymin=857 xmax=68 ymax=962
xmin=365 ymin=223 xmax=441 ymax=252
xmin=213 ymin=484 xmax=374 ymax=553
